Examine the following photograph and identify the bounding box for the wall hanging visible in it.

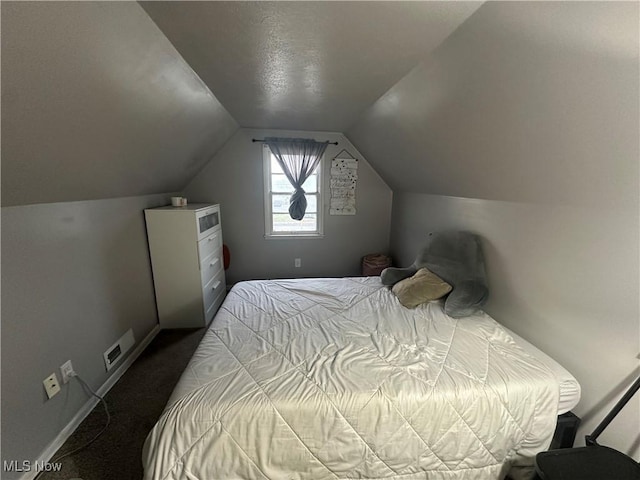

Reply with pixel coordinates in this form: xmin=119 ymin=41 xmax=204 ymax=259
xmin=330 ymin=149 xmax=358 ymax=215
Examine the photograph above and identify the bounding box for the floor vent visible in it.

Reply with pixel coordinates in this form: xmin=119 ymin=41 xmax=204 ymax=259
xmin=103 ymin=328 xmax=135 ymax=371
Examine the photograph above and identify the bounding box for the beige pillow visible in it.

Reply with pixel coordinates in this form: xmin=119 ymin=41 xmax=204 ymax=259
xmin=392 ymin=268 xmax=452 ymax=309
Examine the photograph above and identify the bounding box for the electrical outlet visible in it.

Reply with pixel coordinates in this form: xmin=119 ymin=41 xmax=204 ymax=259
xmin=60 ymin=360 xmax=74 ymax=384
xmin=43 ymin=373 xmax=61 ymax=399
xmin=294 ymin=258 xmax=301 ymax=268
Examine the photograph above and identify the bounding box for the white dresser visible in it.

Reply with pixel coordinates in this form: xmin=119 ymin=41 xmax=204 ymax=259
xmin=145 ymin=204 xmax=226 ymax=328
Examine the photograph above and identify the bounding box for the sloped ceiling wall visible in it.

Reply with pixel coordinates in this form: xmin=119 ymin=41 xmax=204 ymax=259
xmin=3 ymin=2 xmax=637 ymax=208
xmin=346 ymin=1 xmax=639 ymax=209
xmin=1 ymin=1 xmax=238 ymax=207
xmin=3 ymin=1 xmax=482 ymax=207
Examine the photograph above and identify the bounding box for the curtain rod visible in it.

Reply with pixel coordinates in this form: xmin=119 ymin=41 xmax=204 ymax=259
xmin=252 ymin=138 xmax=338 ymax=145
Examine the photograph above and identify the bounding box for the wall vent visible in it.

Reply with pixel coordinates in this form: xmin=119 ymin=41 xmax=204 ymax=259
xmin=103 ymin=328 xmax=135 ymax=371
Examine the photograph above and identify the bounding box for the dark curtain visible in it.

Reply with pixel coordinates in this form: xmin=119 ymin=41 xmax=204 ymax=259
xmin=265 ymin=138 xmax=328 ymax=220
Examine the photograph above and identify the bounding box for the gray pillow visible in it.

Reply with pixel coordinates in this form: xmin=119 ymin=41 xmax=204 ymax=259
xmin=383 ymin=231 xmax=489 ymax=317
xmin=443 ymin=279 xmax=488 ymax=318
xmin=392 ymin=268 xmax=452 ymax=309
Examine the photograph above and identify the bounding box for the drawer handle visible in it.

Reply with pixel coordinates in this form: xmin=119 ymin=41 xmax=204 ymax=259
xmin=212 ymin=281 xmax=221 ymax=291
xmin=209 ymin=258 xmax=219 ymax=267
xmin=208 ymin=234 xmax=218 ymax=242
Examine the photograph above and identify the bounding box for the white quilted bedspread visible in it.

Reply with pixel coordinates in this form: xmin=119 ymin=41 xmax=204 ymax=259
xmin=143 ymin=277 xmax=559 ymax=480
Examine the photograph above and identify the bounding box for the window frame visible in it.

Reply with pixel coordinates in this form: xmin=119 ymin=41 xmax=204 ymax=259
xmin=263 ymin=144 xmax=324 ymax=239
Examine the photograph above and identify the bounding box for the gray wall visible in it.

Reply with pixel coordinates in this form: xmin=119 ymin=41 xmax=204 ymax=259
xmin=1 ymin=1 xmax=238 ymax=207
xmin=347 ymin=2 xmax=639 ymax=456
xmin=184 ymin=129 xmax=393 ymax=284
xmin=348 ymin=1 xmax=638 ymax=211
xmin=1 ymin=194 xmax=170 ymax=478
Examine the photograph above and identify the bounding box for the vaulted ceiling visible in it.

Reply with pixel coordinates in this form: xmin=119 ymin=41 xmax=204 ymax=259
xmin=140 ymin=1 xmax=482 ymax=132
xmin=1 ymin=1 xmax=481 ymax=206
xmin=2 ymin=1 xmax=638 ymax=208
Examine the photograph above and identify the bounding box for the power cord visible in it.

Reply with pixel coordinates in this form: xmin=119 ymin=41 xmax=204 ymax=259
xmin=34 ymin=372 xmax=111 ymax=479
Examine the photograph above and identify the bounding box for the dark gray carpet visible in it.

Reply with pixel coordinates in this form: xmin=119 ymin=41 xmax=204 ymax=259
xmin=37 ymin=327 xmax=205 ymax=480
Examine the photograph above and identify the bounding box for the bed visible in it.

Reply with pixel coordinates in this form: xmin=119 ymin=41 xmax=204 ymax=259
xmin=143 ymin=276 xmax=580 ymax=480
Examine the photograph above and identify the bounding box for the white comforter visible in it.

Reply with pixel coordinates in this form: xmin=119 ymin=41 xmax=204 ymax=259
xmin=143 ymin=277 xmax=559 ymax=480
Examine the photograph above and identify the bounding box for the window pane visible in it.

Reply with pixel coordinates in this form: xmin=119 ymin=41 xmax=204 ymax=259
xmin=271 ymin=155 xmax=307 ymax=174
xmin=271 ymin=195 xmax=290 ymax=214
xmin=272 ymin=174 xmax=293 ymax=193
xmin=271 ymin=194 xmax=317 ymax=215
xmin=272 ymin=174 xmax=316 ymax=193
xmin=272 ymin=213 xmax=317 ymax=232
xmin=301 ymin=174 xmax=317 ymax=193
xmin=270 ymin=156 xmax=284 ymax=174
xmin=306 ymin=194 xmax=317 ymax=212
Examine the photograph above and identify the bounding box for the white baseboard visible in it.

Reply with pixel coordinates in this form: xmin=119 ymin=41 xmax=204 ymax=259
xmin=18 ymin=324 xmax=161 ymax=480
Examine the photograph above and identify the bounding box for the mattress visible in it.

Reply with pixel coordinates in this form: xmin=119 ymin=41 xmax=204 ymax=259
xmin=501 ymin=327 xmax=580 ymax=415
xmin=143 ymin=277 xmax=572 ymax=480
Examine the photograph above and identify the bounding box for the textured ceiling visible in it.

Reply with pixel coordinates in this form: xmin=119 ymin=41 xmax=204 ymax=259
xmin=5 ymin=1 xmax=633 ymax=208
xmin=2 ymin=1 xmax=482 ymax=207
xmin=140 ymin=1 xmax=482 ymax=132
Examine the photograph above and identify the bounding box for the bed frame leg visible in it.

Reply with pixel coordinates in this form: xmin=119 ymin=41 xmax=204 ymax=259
xmin=550 ymin=411 xmax=581 ymax=449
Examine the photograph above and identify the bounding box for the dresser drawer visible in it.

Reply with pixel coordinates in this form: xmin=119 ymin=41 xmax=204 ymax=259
xmin=196 ymin=205 xmax=221 ymax=241
xmin=198 ymin=230 xmax=222 ymax=263
xmin=202 ymin=269 xmax=225 ymax=317
xmin=204 ymin=288 xmax=226 ymax=325
xmin=200 ymin=249 xmax=223 ymax=286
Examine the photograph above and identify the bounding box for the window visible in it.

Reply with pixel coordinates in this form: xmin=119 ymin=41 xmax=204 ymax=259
xmin=263 ymin=145 xmax=323 ymax=238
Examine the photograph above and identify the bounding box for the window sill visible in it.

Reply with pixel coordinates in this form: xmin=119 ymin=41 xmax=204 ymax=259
xmin=264 ymin=233 xmax=325 ymax=240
